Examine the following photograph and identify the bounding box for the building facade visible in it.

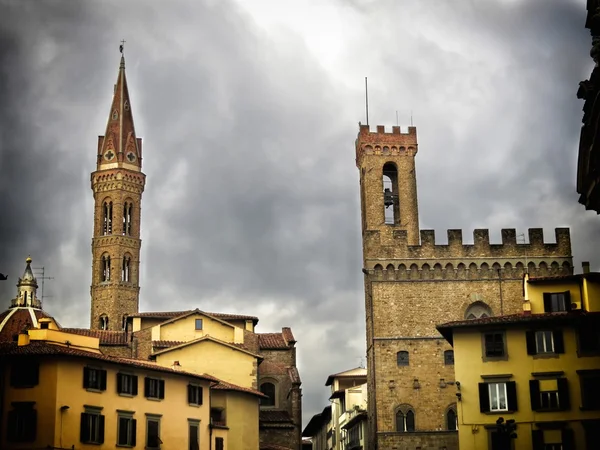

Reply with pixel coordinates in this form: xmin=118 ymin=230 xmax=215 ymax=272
xmin=437 ymin=264 xmax=600 ymax=449
xmin=355 ymin=123 xmax=574 ymax=449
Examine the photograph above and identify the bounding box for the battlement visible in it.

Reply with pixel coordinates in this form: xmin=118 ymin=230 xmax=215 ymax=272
xmin=364 ymin=227 xmax=572 ymax=261
xmin=355 ymin=124 xmax=418 ymax=167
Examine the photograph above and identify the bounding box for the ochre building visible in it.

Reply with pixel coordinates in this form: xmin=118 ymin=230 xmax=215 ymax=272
xmin=355 ymin=123 xmax=573 ymax=449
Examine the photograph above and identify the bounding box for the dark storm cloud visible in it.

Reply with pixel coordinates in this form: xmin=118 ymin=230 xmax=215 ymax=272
xmin=0 ymin=0 xmax=595 ymax=426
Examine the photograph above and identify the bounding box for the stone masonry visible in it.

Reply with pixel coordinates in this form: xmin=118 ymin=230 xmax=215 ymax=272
xmin=355 ymin=124 xmax=573 ymax=450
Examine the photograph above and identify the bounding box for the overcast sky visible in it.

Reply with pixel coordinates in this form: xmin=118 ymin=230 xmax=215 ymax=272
xmin=0 ymin=0 xmax=595 ymax=425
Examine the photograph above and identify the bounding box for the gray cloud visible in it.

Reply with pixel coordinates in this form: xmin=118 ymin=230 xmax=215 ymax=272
xmin=0 ymin=0 xmax=594 ymax=425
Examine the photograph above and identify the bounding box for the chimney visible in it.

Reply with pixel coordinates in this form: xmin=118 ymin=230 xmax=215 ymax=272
xmin=18 ymin=331 xmax=30 ymax=346
xmin=582 ymin=261 xmax=591 ymax=274
xmin=172 ymin=361 xmax=181 ymax=370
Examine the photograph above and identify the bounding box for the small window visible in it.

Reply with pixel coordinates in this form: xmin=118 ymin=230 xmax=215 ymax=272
xmin=117 ymin=373 xmax=138 ymax=396
xmin=479 ymin=381 xmax=517 ymax=413
xmin=40 ymin=322 xmax=49 ymax=329
xmin=397 ymin=350 xmax=409 ymax=367
xmin=526 ymin=330 xmax=564 ymax=356
xmin=145 ymin=377 xmax=165 ymax=400
xmin=211 ymin=408 xmax=226 ymax=426
xmin=117 ymin=414 xmax=136 ymax=447
xmin=7 ymin=402 xmax=37 ymax=442
xmin=483 ymin=332 xmax=506 ymax=358
xmin=189 ymin=420 xmax=200 ymax=450
xmin=395 ymin=408 xmax=415 ymax=432
xmin=260 ymin=382 xmax=276 ymax=406
xmin=195 ymin=319 xmax=203 ymax=330
xmin=10 ymin=362 xmax=39 ymax=388
xmin=543 ymin=292 xmax=570 ymax=312
xmin=578 ymin=370 xmax=600 ymax=410
xmin=444 ymin=350 xmax=454 ymax=365
xmin=446 ymin=407 xmax=457 ymax=431
xmin=83 ymin=367 xmax=107 ymax=391
xmin=188 ymin=384 xmax=203 ymax=406
xmin=80 ymin=409 xmax=105 ymax=444
xmin=215 ymin=437 xmax=224 ymax=450
xmin=146 ymin=416 xmax=161 ymax=449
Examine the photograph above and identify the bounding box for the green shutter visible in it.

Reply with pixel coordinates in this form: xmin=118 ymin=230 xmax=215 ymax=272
xmin=506 ymin=381 xmax=518 ymax=411
xmin=80 ymin=412 xmax=89 ymax=442
xmin=100 ymin=370 xmax=107 ymax=391
xmin=98 ymin=415 xmax=105 ymax=444
xmin=478 ymin=383 xmax=490 ymax=413
xmin=83 ymin=367 xmax=90 ymax=389
xmin=132 ymin=375 xmax=138 ymax=396
xmin=557 ymin=378 xmax=570 ymax=410
xmin=532 ymin=430 xmax=544 ymax=450
xmin=529 ymin=380 xmax=541 ymax=411
xmin=553 ymin=330 xmax=565 ymax=354
xmin=526 ymin=331 xmax=537 ymax=355
xmin=131 ymin=419 xmax=137 ymax=446
xmin=159 ymin=379 xmax=165 ymax=399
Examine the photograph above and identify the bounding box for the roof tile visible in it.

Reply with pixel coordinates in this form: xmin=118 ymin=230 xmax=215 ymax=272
xmin=62 ymin=328 xmax=129 ymax=346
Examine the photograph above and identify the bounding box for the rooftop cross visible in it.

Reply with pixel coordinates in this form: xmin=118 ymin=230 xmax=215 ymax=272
xmin=119 ymin=39 xmax=126 ymax=54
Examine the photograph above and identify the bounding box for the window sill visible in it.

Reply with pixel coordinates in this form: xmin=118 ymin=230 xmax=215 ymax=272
xmin=532 ymin=353 xmax=560 ymax=359
xmin=116 ymin=445 xmax=134 ymax=448
xmin=484 ymin=410 xmax=515 ymax=415
xmin=146 ymin=397 xmax=163 ymax=402
xmin=86 ymin=388 xmax=104 ymax=393
xmin=118 ymin=393 xmax=135 ymax=398
xmin=482 ymin=356 xmax=508 ymax=362
xmin=188 ymin=403 xmax=201 ymax=408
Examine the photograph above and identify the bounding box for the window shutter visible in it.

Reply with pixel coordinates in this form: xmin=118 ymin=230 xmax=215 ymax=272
xmin=7 ymin=410 xmax=17 ymax=442
xmin=564 ymin=291 xmax=572 ymax=311
xmin=557 ymin=378 xmax=570 ymax=410
xmin=543 ymin=293 xmax=552 ymax=312
xmin=188 ymin=384 xmax=193 ymax=404
xmin=80 ymin=413 xmax=89 ymax=442
xmin=144 ymin=377 xmax=150 ymax=397
xmin=526 ymin=331 xmax=537 ymax=355
xmin=531 ymin=430 xmax=544 ymax=450
xmin=31 ymin=363 xmax=40 ymax=386
xmin=199 ymin=386 xmax=203 ymax=405
xmin=117 ymin=374 xmax=123 ymax=393
xmin=98 ymin=415 xmax=105 ymax=444
xmin=28 ymin=409 xmax=38 ymax=441
xmin=159 ymin=379 xmax=165 ymax=399
xmin=553 ymin=330 xmax=565 ymax=354
xmin=561 ymin=428 xmax=575 ymax=450
xmin=132 ymin=375 xmax=138 ymax=396
xmin=529 ymin=380 xmax=541 ymax=411
xmin=83 ymin=367 xmax=90 ymax=389
xmin=131 ymin=419 xmax=137 ymax=446
xmin=100 ymin=370 xmax=107 ymax=391
xmin=478 ymin=383 xmax=490 ymax=413
xmin=506 ymin=381 xmax=518 ymax=411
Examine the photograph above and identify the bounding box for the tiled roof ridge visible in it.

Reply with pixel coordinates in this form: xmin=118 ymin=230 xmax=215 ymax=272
xmin=208 ymin=377 xmax=267 ymax=398
xmin=62 ymin=328 xmax=129 ymax=346
xmin=130 ymin=310 xmax=259 ymax=323
xmin=437 ymin=310 xmax=599 ymax=329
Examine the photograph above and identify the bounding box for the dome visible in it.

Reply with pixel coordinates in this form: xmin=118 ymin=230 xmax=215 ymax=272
xmin=0 ymin=307 xmax=58 ymax=342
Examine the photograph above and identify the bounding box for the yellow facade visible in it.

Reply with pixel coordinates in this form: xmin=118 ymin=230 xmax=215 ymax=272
xmin=438 ymin=270 xmax=600 ymax=450
xmin=151 ymin=311 xmax=244 ymax=344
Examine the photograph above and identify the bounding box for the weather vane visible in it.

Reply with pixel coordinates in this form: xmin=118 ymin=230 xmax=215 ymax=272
xmin=119 ymin=39 xmax=126 ymax=54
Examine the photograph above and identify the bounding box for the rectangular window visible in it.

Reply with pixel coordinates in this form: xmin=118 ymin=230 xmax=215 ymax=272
xmin=189 ymin=420 xmax=200 ymax=450
xmin=529 ymin=378 xmax=570 ymax=412
xmin=80 ymin=409 xmax=105 ymax=444
xmin=215 ymin=437 xmax=224 ymax=450
xmin=536 ymin=331 xmax=554 ymax=353
xmin=83 ymin=367 xmax=107 ymax=391
xmin=146 ymin=416 xmax=161 ymax=449
xmin=543 ymin=292 xmax=570 ymax=312
xmin=532 ymin=429 xmax=575 ymax=450
xmin=117 ymin=373 xmax=138 ymax=396
xmin=188 ymin=384 xmax=203 ymax=406
xmin=484 ymin=332 xmax=505 ymax=358
xmin=444 ymin=350 xmax=454 ymax=365
xmin=578 ymin=370 xmax=600 ymax=410
xmin=211 ymin=408 xmax=225 ymax=426
xmin=10 ymin=362 xmax=39 ymax=388
xmin=577 ymin=325 xmax=600 ymax=355
xmin=195 ymin=319 xmax=203 ymax=330
xmin=145 ymin=377 xmax=165 ymax=400
xmin=479 ymin=381 xmax=517 ymax=413
xmin=6 ymin=402 xmax=36 ymax=442
xmin=117 ymin=414 xmax=136 ymax=447
xmin=527 ymin=330 xmax=564 ymax=356
xmin=489 ymin=383 xmax=508 ymax=411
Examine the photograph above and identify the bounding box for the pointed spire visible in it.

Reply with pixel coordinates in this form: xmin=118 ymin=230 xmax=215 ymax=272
xmin=11 ymin=256 xmax=41 ymax=309
xmin=97 ymin=48 xmax=142 ymax=171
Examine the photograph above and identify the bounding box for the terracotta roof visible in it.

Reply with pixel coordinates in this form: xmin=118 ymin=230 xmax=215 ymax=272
xmin=436 ymin=311 xmax=600 ymax=345
xmin=211 ymin=379 xmax=267 ymax=398
xmin=302 ymin=406 xmax=331 ymax=437
xmin=260 ymin=410 xmax=293 ymax=423
xmin=0 ymin=308 xmax=56 ymax=342
xmin=281 ymin=327 xmax=296 ymax=344
xmin=152 ymin=340 xmax=185 ymax=349
xmin=62 ymin=328 xmax=129 ymax=346
xmin=528 ymin=272 xmax=600 ymax=283
xmin=0 ymin=341 xmax=215 ymax=382
xmin=258 ymin=333 xmax=288 ymax=349
xmin=130 ymin=310 xmax=259 ymax=325
xmin=287 ymin=367 xmax=301 ymax=385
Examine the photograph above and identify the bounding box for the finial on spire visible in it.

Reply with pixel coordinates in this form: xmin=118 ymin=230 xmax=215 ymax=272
xmin=26 ymin=256 xmax=32 ymax=264
xmin=120 ymin=39 xmax=126 ymax=54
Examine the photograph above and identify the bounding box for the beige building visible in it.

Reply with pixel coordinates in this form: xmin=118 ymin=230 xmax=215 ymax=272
xmin=355 ymin=123 xmax=573 ymax=449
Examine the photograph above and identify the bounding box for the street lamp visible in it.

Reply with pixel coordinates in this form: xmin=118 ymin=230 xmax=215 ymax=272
xmin=495 ymin=417 xmax=517 ymax=450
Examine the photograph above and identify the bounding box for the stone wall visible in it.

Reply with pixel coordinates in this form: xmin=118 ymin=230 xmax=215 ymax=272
xmin=378 ymin=431 xmax=458 ymax=450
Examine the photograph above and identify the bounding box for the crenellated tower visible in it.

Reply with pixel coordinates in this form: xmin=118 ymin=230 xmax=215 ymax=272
xmin=356 ymin=124 xmax=573 ymax=450
xmin=90 ymin=54 xmax=146 ymax=331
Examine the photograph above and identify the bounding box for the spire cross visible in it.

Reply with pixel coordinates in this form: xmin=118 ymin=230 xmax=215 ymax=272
xmin=119 ymin=40 xmax=126 ymax=54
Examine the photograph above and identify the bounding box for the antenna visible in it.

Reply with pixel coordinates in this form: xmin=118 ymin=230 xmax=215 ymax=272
xmin=396 ymin=110 xmax=399 ymax=126
xmin=33 ymin=267 xmax=54 ymax=304
xmin=410 ymin=110 xmax=413 ymax=126
xmin=517 ymin=233 xmax=529 ymax=272
xmin=365 ymin=77 xmax=369 ymax=126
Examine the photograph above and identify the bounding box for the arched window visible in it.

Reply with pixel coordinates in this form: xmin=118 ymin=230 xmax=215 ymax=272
xmin=260 ymin=382 xmax=276 ymax=407
xmin=123 ymin=202 xmax=133 ymax=236
xmin=383 ymin=163 xmax=399 ymax=225
xmin=103 ymin=201 xmax=113 ymax=235
xmin=446 ymin=407 xmax=457 ymax=431
xmin=101 ymin=255 xmax=111 ymax=281
xmin=444 ymin=350 xmax=454 ymax=365
xmin=397 ymin=351 xmax=409 ymax=367
xmin=122 ymin=314 xmax=128 ymax=331
xmin=122 ymin=256 xmax=131 ymax=282
xmin=395 ymin=406 xmax=415 ymax=432
xmin=464 ymin=301 xmax=493 ymax=320
xmin=99 ymin=314 xmax=109 ymax=330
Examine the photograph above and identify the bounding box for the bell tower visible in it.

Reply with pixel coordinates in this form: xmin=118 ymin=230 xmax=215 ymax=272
xmin=90 ymin=53 xmax=146 ymax=331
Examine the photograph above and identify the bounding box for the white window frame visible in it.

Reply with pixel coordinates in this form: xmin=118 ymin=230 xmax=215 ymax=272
xmin=488 ymin=382 xmax=508 ymax=412
xmin=535 ymin=331 xmax=554 ymax=354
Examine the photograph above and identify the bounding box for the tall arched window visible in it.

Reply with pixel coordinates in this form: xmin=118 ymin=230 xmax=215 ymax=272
xmin=446 ymin=406 xmax=457 ymax=431
xmin=122 ymin=256 xmax=131 ymax=282
xmin=397 ymin=351 xmax=409 ymax=367
xmin=101 ymin=255 xmax=111 ymax=281
xmin=122 ymin=314 xmax=128 ymax=331
xmin=383 ymin=162 xmax=399 ymax=225
xmin=123 ymin=202 xmax=133 ymax=236
xmin=99 ymin=314 xmax=109 ymax=330
xmin=103 ymin=201 xmax=113 ymax=235
xmin=395 ymin=406 xmax=415 ymax=432
xmin=260 ymin=382 xmax=276 ymax=407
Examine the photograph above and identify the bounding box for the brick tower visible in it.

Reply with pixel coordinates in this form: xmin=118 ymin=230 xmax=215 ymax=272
xmin=356 ymin=123 xmax=573 ymax=449
xmin=90 ymin=54 xmax=146 ymax=331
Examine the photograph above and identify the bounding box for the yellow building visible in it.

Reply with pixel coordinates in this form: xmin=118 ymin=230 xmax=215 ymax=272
xmin=437 ymin=264 xmax=600 ymax=450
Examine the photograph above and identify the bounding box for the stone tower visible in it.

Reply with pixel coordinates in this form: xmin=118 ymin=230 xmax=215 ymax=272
xmin=356 ymin=123 xmax=573 ymax=450
xmin=90 ymin=55 xmax=145 ymax=331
